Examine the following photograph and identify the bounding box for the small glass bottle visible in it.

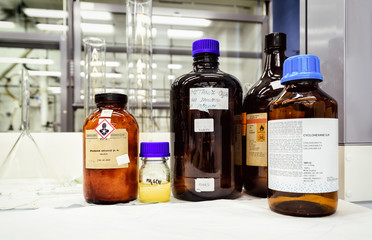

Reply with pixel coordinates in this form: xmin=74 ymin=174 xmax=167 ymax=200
xmin=83 ymin=93 xmax=139 ymax=204
xmin=267 ymin=55 xmax=338 ymax=217
xmin=171 ymin=39 xmax=242 ymax=201
xmin=242 ymin=32 xmax=287 ymax=197
xmin=139 ymin=142 xmax=171 ymax=203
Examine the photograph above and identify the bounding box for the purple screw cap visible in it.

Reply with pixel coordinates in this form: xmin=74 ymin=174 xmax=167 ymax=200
xmin=140 ymin=142 xmax=170 ymax=158
xmin=192 ymin=39 xmax=220 ymax=57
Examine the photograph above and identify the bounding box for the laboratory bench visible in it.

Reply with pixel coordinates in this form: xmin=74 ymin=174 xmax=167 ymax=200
xmin=1 ymin=187 xmax=372 ymax=240
xmin=1 ymin=132 xmax=372 ymax=239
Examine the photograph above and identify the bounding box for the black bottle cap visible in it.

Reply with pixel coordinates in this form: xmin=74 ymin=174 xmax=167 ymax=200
xmin=95 ymin=93 xmax=128 ymax=104
xmin=265 ymin=32 xmax=286 ymax=51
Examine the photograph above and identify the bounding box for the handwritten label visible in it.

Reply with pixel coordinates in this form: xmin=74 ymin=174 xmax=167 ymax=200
xmin=146 ymin=179 xmax=162 ymax=185
xmin=195 ymin=178 xmax=215 ymax=192
xmin=194 ymin=119 xmax=214 ymax=132
xmin=190 ymin=88 xmax=229 ymax=111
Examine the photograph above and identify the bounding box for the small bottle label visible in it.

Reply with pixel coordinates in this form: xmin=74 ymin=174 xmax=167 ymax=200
xmin=100 ymin=109 xmax=113 ymax=118
xmin=268 ymin=118 xmax=339 ymax=193
xmin=189 ymin=88 xmax=229 ymax=111
xmin=195 ymin=178 xmax=215 ymax=192
xmin=246 ymin=113 xmax=267 ymax=166
xmin=85 ymin=128 xmax=129 ymax=169
xmin=194 ymin=118 xmax=214 ymax=132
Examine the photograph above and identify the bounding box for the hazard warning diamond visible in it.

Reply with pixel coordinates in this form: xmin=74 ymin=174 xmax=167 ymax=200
xmin=95 ymin=119 xmax=115 ymax=139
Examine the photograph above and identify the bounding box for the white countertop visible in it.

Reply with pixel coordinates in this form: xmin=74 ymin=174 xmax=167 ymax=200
xmin=1 ymin=188 xmax=372 ymax=240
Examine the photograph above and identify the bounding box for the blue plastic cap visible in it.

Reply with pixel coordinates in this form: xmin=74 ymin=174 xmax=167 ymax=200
xmin=281 ymin=54 xmax=323 ymax=84
xmin=192 ymin=39 xmax=220 ymax=57
xmin=140 ymin=142 xmax=170 ymax=157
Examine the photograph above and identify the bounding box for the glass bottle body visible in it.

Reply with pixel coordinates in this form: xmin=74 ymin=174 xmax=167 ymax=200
xmin=171 ymin=54 xmax=242 ymax=201
xmin=242 ymin=49 xmax=286 ymax=197
xmin=267 ymin=80 xmax=338 ymax=217
xmin=83 ymin=102 xmax=139 ymax=204
xmin=139 ymin=157 xmax=171 ymax=203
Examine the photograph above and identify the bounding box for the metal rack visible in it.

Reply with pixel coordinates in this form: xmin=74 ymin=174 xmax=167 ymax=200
xmin=0 ymin=0 xmax=271 ymax=132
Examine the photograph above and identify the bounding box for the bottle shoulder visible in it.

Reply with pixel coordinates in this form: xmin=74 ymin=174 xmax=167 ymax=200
xmin=84 ymin=108 xmax=139 ymax=130
xmin=245 ymin=78 xmax=283 ymax=98
xmin=171 ymin=69 xmax=242 ymax=91
xmin=269 ymin=87 xmax=338 ymax=108
xmin=243 ymin=78 xmax=284 ymax=113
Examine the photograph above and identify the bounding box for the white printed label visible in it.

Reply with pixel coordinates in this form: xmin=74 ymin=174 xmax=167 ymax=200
xmin=101 ymin=109 xmax=113 ymax=118
xmin=190 ymin=88 xmax=228 ymax=111
xmin=194 ymin=119 xmax=214 ymax=132
xmin=268 ymin=118 xmax=338 ymax=193
xmin=195 ymin=178 xmax=215 ymax=192
xmin=116 ymin=154 xmax=130 ymax=166
xmin=271 ymin=80 xmax=283 ymax=90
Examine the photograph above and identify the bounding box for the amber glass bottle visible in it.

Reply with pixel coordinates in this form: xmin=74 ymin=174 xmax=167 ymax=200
xmin=267 ymin=55 xmax=338 ymax=217
xmin=242 ymin=32 xmax=287 ymax=197
xmin=83 ymin=93 xmax=139 ymax=204
xmin=171 ymin=39 xmax=242 ymax=201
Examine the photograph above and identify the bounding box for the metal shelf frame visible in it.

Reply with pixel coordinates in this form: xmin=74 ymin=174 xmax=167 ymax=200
xmin=0 ymin=0 xmax=271 ymax=132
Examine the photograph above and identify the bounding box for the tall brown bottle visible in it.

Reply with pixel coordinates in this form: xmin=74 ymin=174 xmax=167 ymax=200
xmin=242 ymin=32 xmax=287 ymax=197
xmin=171 ymin=39 xmax=242 ymax=201
xmin=83 ymin=93 xmax=139 ymax=204
xmin=267 ymin=55 xmax=338 ymax=217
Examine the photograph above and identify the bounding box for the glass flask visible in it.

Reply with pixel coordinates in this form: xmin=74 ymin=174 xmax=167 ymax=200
xmin=126 ymin=0 xmax=154 ymax=131
xmin=139 ymin=142 xmax=171 ymax=203
xmin=267 ymin=55 xmax=338 ymax=217
xmin=242 ymin=32 xmax=287 ymax=197
xmin=0 ymin=67 xmax=61 ymax=210
xmin=83 ymin=37 xmax=106 ymax=117
xmin=171 ymin=39 xmax=242 ymax=201
xmin=83 ymin=93 xmax=139 ymax=204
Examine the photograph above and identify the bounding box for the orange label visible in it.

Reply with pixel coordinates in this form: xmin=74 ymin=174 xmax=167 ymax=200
xmin=246 ymin=113 xmax=267 ymax=167
xmin=256 ymin=123 xmax=266 ymax=142
xmin=241 ymin=113 xmax=247 ymax=137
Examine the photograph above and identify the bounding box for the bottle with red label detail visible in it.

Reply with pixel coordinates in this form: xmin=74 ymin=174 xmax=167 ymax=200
xmin=242 ymin=32 xmax=287 ymax=197
xmin=83 ymin=93 xmax=139 ymax=204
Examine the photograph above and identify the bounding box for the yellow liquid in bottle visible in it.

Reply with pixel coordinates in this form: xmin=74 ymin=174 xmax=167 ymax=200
xmin=139 ymin=182 xmax=171 ymax=203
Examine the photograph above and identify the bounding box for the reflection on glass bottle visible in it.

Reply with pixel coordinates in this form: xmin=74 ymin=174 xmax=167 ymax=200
xmin=83 ymin=37 xmax=106 ymax=117
xmin=0 ymin=67 xmax=61 ymax=210
xmin=171 ymin=39 xmax=242 ymax=201
xmin=242 ymin=32 xmax=287 ymax=197
xmin=126 ymin=0 xmax=154 ymax=131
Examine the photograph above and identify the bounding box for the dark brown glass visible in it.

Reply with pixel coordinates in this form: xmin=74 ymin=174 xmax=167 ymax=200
xmin=171 ymin=53 xmax=242 ymax=201
xmin=83 ymin=99 xmax=139 ymax=204
xmin=267 ymin=80 xmax=338 ymax=217
xmin=242 ymin=49 xmax=286 ymax=197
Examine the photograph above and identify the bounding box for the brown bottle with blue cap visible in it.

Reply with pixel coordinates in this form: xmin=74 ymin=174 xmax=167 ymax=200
xmin=170 ymin=39 xmax=243 ymax=201
xmin=268 ymin=54 xmax=338 ymax=217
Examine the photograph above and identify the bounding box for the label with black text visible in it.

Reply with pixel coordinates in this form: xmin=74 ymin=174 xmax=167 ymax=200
xmin=268 ymin=118 xmax=338 ymax=193
xmin=190 ymin=88 xmax=229 ymax=111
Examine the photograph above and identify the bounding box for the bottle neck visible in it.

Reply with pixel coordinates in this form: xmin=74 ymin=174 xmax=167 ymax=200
xmin=141 ymin=157 xmax=169 ymax=163
xmin=284 ymin=79 xmax=320 ymax=91
xmin=262 ymin=48 xmax=286 ymax=80
xmin=193 ymin=53 xmax=219 ymax=72
xmin=97 ymin=102 xmax=126 ymax=109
